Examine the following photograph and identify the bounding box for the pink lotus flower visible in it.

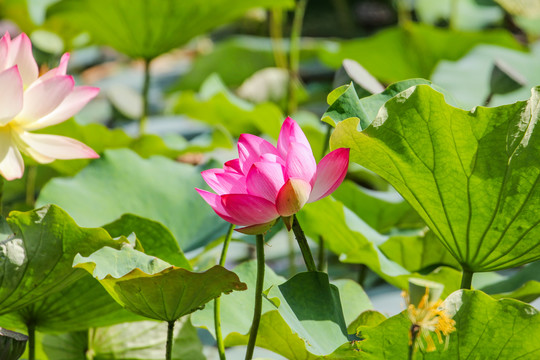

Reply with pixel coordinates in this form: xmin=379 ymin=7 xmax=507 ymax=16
xmin=0 ymin=32 xmax=99 ymax=181
xmin=197 ymin=117 xmax=349 ymax=234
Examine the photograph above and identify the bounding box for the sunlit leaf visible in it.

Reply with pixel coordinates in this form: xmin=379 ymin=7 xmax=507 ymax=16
xmin=0 ymin=205 xmax=125 ymax=315
xmin=332 ymin=85 xmax=540 ymax=272
xmin=74 ymin=244 xmax=247 ymax=322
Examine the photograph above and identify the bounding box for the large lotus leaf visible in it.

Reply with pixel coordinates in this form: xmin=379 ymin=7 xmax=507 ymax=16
xmin=0 ymin=274 xmax=144 ymax=333
xmin=322 ymin=79 xmax=457 ymax=130
xmin=191 ymin=260 xmax=285 ymax=338
xmin=318 ymin=22 xmax=523 ymax=84
xmin=42 ymin=318 xmax=204 ymax=360
xmin=46 ymin=0 xmax=293 ymax=59
xmin=0 ymin=215 xmax=187 ymax=333
xmin=103 ymin=214 xmax=190 ymax=270
xmin=298 ymin=198 xmax=462 ymax=295
xmin=332 ymin=180 xmax=424 ymax=234
xmin=432 ymin=44 xmax=540 ymax=109
xmin=37 ymin=149 xmax=229 ymax=252
xmin=333 ymin=290 xmax=540 ymax=359
xmin=331 ymin=85 xmax=540 ymax=272
xmin=265 ymin=272 xmax=349 ymax=356
xmin=74 ymin=244 xmax=247 ymax=322
xmin=172 ymin=74 xmax=283 ymax=139
xmin=0 ymin=205 xmax=126 ymax=315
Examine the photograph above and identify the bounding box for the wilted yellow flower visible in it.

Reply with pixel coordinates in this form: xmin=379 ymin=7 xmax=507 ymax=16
xmin=404 ymin=279 xmax=456 ymax=354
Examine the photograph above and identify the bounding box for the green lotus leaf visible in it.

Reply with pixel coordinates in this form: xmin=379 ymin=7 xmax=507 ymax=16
xmin=0 ymin=328 xmax=27 ymax=360
xmin=265 ymin=272 xmax=349 ymax=356
xmin=46 ymin=0 xmax=294 ymax=59
xmin=323 ymin=79 xmax=456 ymax=130
xmin=42 ymin=318 xmax=204 ymax=360
xmin=74 ymin=245 xmax=247 ymax=322
xmin=0 ymin=215 xmax=187 ymax=333
xmin=331 ymin=85 xmax=540 ymax=272
xmin=37 ymin=149 xmax=228 ymax=252
xmin=318 ymin=22 xmax=523 ymax=84
xmin=337 ymin=290 xmax=540 ymax=359
xmin=0 ymin=205 xmax=126 ymax=315
xmin=298 ymin=198 xmax=462 ymax=295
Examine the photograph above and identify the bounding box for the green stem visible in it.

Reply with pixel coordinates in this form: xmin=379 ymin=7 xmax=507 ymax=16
xmin=317 ymin=236 xmax=326 ymax=272
xmin=214 ymin=224 xmax=235 ymax=360
xmin=25 ymin=165 xmax=37 ymax=207
xmin=27 ymin=322 xmax=35 ymax=360
xmin=460 ymin=269 xmax=474 ymax=290
xmin=166 ymin=321 xmax=175 ymax=360
xmin=408 ymin=324 xmax=419 ymax=360
xmin=269 ymin=9 xmax=287 ymax=69
xmin=292 ymin=215 xmax=317 ymax=272
xmin=357 ymin=264 xmax=367 ymax=287
xmin=397 ymin=0 xmax=412 ymax=26
xmin=484 ymin=92 xmax=494 ymax=107
xmin=288 ymin=0 xmax=308 ymax=115
xmin=139 ymin=58 xmax=152 ymax=136
xmin=287 ymin=229 xmax=297 ymax=277
xmin=244 ymin=234 xmax=265 ymax=360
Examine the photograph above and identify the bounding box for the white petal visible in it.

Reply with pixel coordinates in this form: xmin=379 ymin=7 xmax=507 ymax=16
xmin=0 ymin=130 xmax=24 ymax=180
xmin=23 ymin=86 xmax=99 ymax=131
xmin=0 ymin=66 xmax=23 ymax=125
xmin=16 ymin=132 xmax=99 ymax=163
xmin=17 ymin=75 xmax=74 ymax=126
xmin=9 ymin=33 xmax=38 ymax=87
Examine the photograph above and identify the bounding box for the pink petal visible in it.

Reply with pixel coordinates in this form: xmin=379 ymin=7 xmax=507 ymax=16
xmin=0 ymin=131 xmax=24 ymax=180
xmin=196 ymin=189 xmax=237 ymax=224
xmin=8 ymin=33 xmax=38 ymax=87
xmin=224 ymin=158 xmax=242 ymax=174
xmin=0 ymin=66 xmax=23 ymax=125
xmin=0 ymin=33 xmax=11 ymax=71
xmin=22 ymin=86 xmax=99 ymax=131
xmin=277 ymin=117 xmax=311 ymax=158
xmin=201 ymin=168 xmax=247 ymax=195
xmin=246 ymin=162 xmax=285 ymax=202
xmin=15 ymin=132 xmax=99 ymax=163
xmin=237 ymin=133 xmax=278 ymax=174
xmin=17 ymin=75 xmax=74 ymax=126
xmin=308 ymin=148 xmax=350 ymax=203
xmin=221 ymin=193 xmax=278 ymax=226
xmin=275 ymin=178 xmax=311 ymax=217
xmin=39 ymin=53 xmax=70 ymax=81
xmin=285 ymin=142 xmax=316 ymax=185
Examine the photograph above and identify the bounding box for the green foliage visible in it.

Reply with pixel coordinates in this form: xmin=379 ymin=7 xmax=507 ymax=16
xmin=42 ymin=318 xmax=205 ymax=360
xmin=318 ymin=23 xmax=524 ymax=84
xmin=332 ymin=85 xmax=540 ymax=272
xmin=37 ymin=149 xmax=229 ymax=252
xmin=0 ymin=205 xmax=126 ymax=315
xmin=342 ymin=290 xmax=540 ymax=359
xmin=74 ymin=244 xmax=247 ymax=322
xmin=46 ymin=0 xmax=294 ymax=59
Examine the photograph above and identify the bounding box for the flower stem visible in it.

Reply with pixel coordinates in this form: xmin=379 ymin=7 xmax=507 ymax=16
xmin=292 ymin=215 xmax=317 ymax=272
xmin=139 ymin=58 xmax=152 ymax=136
xmin=25 ymin=165 xmax=37 ymax=207
xmin=269 ymin=8 xmax=287 ymax=70
xmin=244 ymin=234 xmax=265 ymax=360
xmin=166 ymin=320 xmax=175 ymax=360
xmin=288 ymin=0 xmax=308 ymax=115
xmin=27 ymin=322 xmax=35 ymax=360
xmin=460 ymin=269 xmax=474 ymax=290
xmin=450 ymin=0 xmax=459 ymax=30
xmin=214 ymin=224 xmax=235 ymax=360
xmin=317 ymin=236 xmax=326 ymax=272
